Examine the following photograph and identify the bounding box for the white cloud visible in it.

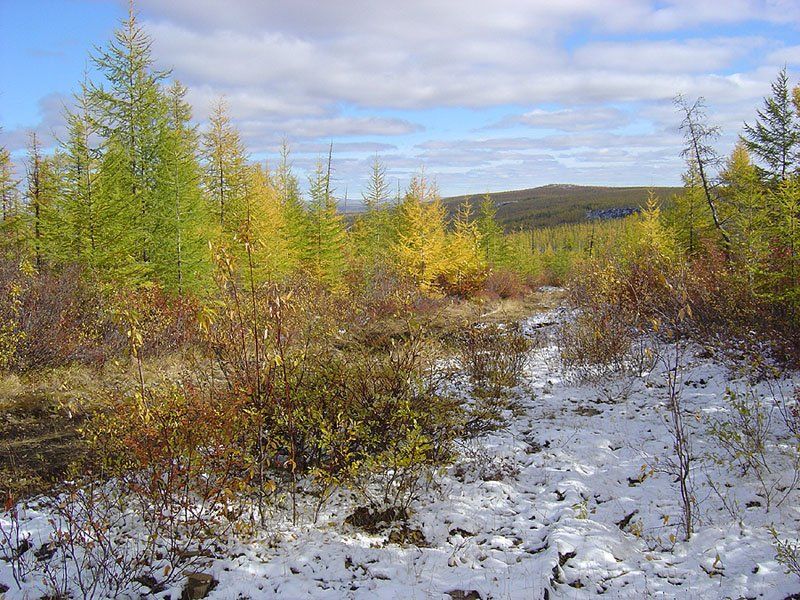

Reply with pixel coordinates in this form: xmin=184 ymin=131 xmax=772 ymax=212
xmin=9 ymin=0 xmax=799 ymax=195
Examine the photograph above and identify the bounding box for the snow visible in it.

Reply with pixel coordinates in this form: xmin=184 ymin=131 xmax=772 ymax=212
xmin=2 ymin=308 xmax=800 ymax=599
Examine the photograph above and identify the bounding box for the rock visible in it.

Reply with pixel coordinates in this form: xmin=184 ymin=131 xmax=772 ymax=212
xmin=447 ymin=590 xmax=482 ymax=600
xmin=181 ymin=572 xmax=217 ymax=600
xmin=616 ymin=510 xmax=639 ymax=531
xmin=387 ymin=525 xmax=427 ymax=547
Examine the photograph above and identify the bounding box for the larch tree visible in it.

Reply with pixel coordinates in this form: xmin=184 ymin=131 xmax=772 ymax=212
xmin=152 ymin=81 xmax=214 ymax=295
xmin=306 ymin=148 xmax=347 ymax=286
xmin=57 ymin=81 xmax=101 ymax=265
xmin=241 ymin=163 xmax=293 ymax=284
xmin=392 ymin=173 xmax=449 ymax=292
xmin=89 ymin=4 xmax=168 ymax=278
xmin=671 ymin=158 xmax=714 ymax=256
xmin=446 ymin=200 xmax=486 ymax=293
xmin=25 ymin=133 xmax=47 ymax=269
xmin=0 ymin=137 xmax=22 ymax=255
xmin=475 ymin=195 xmax=508 ymax=267
xmin=353 ymin=155 xmax=393 ymax=260
xmin=719 ymin=144 xmax=766 ymax=286
xmin=675 ymin=94 xmax=732 ymax=251
xmin=769 ymin=178 xmax=800 ymax=308
xmin=272 ymin=139 xmax=308 ymax=269
xmin=742 ymin=68 xmax=799 ymax=184
xmin=202 ymin=99 xmax=248 ymax=240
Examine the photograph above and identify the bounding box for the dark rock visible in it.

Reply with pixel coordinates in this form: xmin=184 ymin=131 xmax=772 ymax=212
xmin=616 ymin=510 xmax=638 ymax=531
xmin=446 ymin=590 xmax=482 ymax=600
xmin=181 ymin=572 xmax=217 ymax=600
xmin=345 ymin=506 xmax=406 ymax=533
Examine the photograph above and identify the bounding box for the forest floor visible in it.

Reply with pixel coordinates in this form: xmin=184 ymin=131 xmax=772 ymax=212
xmin=2 ymin=300 xmax=800 ymax=599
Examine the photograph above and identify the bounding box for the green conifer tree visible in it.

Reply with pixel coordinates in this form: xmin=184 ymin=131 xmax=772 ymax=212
xmin=152 ymin=81 xmax=214 ymax=295
xmin=89 ymin=4 xmax=168 ymax=279
xmin=306 ymin=148 xmax=347 ymax=286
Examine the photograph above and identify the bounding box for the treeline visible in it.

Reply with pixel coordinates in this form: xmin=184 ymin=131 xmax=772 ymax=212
xmin=0 ymin=9 xmax=797 ymax=322
xmin=561 ymin=68 xmax=800 ymax=365
xmin=0 ymin=11 xmax=513 ymax=299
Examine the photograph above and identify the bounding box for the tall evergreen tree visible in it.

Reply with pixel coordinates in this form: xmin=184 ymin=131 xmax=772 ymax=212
xmin=306 ymin=148 xmax=346 ymax=286
xmin=742 ymin=68 xmax=799 ymax=184
xmin=152 ymin=81 xmax=214 ymax=295
xmin=89 ymin=3 xmax=168 ymax=276
xmin=202 ymin=99 xmax=247 ymax=239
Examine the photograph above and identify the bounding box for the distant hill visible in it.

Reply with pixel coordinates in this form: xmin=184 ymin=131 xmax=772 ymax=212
xmin=441 ymin=184 xmax=682 ymax=231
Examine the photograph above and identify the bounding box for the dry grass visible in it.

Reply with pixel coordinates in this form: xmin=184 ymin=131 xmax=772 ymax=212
xmin=0 ymin=354 xmax=192 ymax=500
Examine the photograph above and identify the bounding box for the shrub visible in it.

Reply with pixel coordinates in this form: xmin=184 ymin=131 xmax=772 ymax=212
xmin=455 ymin=321 xmax=532 ymax=435
xmin=479 ymin=269 xmax=530 ymax=301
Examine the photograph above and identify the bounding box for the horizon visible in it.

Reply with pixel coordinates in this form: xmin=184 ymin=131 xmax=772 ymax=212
xmin=1 ymin=0 xmax=799 ymax=197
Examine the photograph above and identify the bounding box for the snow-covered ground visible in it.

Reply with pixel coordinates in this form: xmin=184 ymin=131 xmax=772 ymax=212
xmin=3 ymin=308 xmax=800 ymax=599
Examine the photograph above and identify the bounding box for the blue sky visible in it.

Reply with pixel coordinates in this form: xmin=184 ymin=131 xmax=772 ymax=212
xmin=2 ymin=0 xmax=800 ymax=198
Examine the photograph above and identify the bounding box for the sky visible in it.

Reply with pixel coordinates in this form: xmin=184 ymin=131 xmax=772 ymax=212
xmin=1 ymin=0 xmax=800 ymax=199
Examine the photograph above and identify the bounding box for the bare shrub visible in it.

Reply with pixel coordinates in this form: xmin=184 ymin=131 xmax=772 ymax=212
xmin=457 ymin=321 xmax=531 ymax=395
xmin=0 ymin=494 xmax=34 ymax=591
xmin=341 ymin=325 xmax=461 ymax=519
xmin=479 ymin=269 xmax=530 ymax=301
xmin=455 ymin=321 xmax=532 ymax=435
